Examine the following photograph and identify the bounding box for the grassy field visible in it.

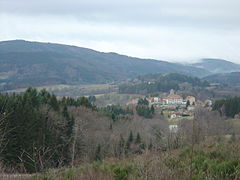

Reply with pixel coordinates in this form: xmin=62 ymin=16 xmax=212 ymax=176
xmin=5 ymin=84 xmax=118 ymax=97
xmin=5 ymin=84 xmax=72 ymax=93
xmin=95 ymin=93 xmax=144 ymax=106
xmin=168 ymin=116 xmax=194 ymax=125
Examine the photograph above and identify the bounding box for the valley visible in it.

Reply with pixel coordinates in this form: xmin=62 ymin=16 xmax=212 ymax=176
xmin=2 ymin=0 xmax=240 ymax=179
xmin=1 ymin=40 xmax=240 ymax=180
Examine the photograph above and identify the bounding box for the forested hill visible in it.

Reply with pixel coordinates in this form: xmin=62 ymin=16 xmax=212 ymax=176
xmin=203 ymin=72 xmax=240 ymax=85
xmin=119 ymin=73 xmax=209 ymax=94
xmin=0 ymin=40 xmax=210 ymax=90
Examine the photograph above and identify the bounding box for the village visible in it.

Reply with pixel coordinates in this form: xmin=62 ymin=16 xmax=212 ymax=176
xmin=127 ymin=89 xmax=212 ymax=120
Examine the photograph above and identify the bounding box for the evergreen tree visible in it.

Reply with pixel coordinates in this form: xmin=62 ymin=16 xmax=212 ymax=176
xmin=128 ymin=131 xmax=133 ymax=143
xmin=135 ymin=133 xmax=141 ymax=144
xmin=148 ymin=140 xmax=153 ymax=151
xmin=186 ymin=100 xmax=190 ymax=107
xmin=111 ymin=113 xmax=116 ymax=121
xmin=161 ymin=110 xmax=164 ymax=116
xmin=109 ymin=123 xmax=113 ymax=130
xmin=136 ymin=105 xmax=153 ymax=118
xmin=94 ymin=144 xmax=101 ymax=161
xmin=125 ymin=131 xmax=134 ymax=152
xmin=62 ymin=106 xmax=70 ymax=119
xmin=49 ymin=94 xmax=59 ymax=111
xmin=150 ymin=105 xmax=155 ymax=114
xmin=138 ymin=98 xmax=149 ymax=105
xmin=118 ymin=135 xmax=125 ymax=157
xmin=88 ymin=96 xmax=96 ymax=103
xmin=39 ymin=89 xmax=51 ymax=104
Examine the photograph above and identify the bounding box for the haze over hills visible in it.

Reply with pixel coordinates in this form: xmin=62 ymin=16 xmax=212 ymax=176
xmin=0 ymin=40 xmax=239 ymax=90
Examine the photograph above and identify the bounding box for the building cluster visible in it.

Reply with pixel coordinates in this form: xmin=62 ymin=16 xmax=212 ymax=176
xmin=147 ymin=89 xmax=196 ymax=109
xmin=125 ymin=89 xmax=213 ymax=133
xmin=127 ymin=89 xmax=213 ymax=120
xmin=127 ymin=90 xmax=212 ymax=111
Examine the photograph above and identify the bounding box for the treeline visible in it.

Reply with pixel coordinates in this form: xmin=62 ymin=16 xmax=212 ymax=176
xmin=213 ymin=97 xmax=240 ymax=118
xmin=101 ymin=98 xmax=155 ymax=119
xmin=119 ymin=73 xmax=209 ymax=94
xmin=101 ymin=105 xmax=133 ymax=121
xmin=0 ymin=88 xmax=95 ymax=172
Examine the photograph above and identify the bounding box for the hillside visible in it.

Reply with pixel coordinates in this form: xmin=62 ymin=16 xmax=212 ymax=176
xmin=203 ymin=72 xmax=240 ymax=85
xmin=191 ymin=58 xmax=240 ymax=73
xmin=0 ymin=40 xmax=210 ymax=91
xmin=1 ymin=89 xmax=240 ymax=180
xmin=119 ymin=73 xmax=209 ymax=94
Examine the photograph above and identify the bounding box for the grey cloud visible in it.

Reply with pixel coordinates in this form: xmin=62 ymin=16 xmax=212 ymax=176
xmin=1 ymin=0 xmax=240 ymax=63
xmin=1 ymin=0 xmax=240 ymax=29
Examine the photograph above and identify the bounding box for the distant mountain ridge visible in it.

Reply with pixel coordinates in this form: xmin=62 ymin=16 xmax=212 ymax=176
xmin=0 ymin=40 xmax=239 ymax=90
xmin=191 ymin=58 xmax=240 ymax=73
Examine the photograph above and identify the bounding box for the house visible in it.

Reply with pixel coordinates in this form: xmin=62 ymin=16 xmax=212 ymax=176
xmin=186 ymin=96 xmax=196 ymax=105
xmin=187 ymin=106 xmax=195 ymax=111
xmin=170 ymin=114 xmax=177 ymax=119
xmin=205 ymin=99 xmax=212 ymax=107
xmin=153 ymin=97 xmax=160 ymax=103
xmin=126 ymin=98 xmax=139 ymax=106
xmin=196 ymin=100 xmax=204 ymax=106
xmin=162 ymin=91 xmax=183 ymax=105
xmin=147 ymin=97 xmax=160 ymax=105
xmin=147 ymin=81 xmax=155 ymax=85
xmin=170 ymin=111 xmax=183 ymax=119
xmin=169 ymin=125 xmax=178 ymax=133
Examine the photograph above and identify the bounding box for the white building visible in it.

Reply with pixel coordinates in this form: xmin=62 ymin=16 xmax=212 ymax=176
xmin=186 ymin=96 xmax=196 ymax=105
xmin=162 ymin=94 xmax=183 ymax=105
xmin=169 ymin=125 xmax=178 ymax=133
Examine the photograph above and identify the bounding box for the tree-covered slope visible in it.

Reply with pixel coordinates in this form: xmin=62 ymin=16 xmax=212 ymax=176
xmin=119 ymin=73 xmax=209 ymax=94
xmin=203 ymin=72 xmax=240 ymax=85
xmin=0 ymin=40 xmax=210 ymax=90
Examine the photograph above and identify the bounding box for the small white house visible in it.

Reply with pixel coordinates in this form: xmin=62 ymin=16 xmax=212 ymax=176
xmin=170 ymin=114 xmax=177 ymax=119
xmin=153 ymin=97 xmax=160 ymax=103
xmin=169 ymin=125 xmax=178 ymax=133
xmin=187 ymin=106 xmax=195 ymax=111
xmin=205 ymin=99 xmax=212 ymax=107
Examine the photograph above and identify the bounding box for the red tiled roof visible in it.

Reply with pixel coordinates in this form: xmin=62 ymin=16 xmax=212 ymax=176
xmin=186 ymin=96 xmax=195 ymax=99
xmin=164 ymin=94 xmax=183 ymax=100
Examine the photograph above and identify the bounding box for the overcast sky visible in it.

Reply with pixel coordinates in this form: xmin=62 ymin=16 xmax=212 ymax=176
xmin=1 ymin=0 xmax=240 ymax=63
